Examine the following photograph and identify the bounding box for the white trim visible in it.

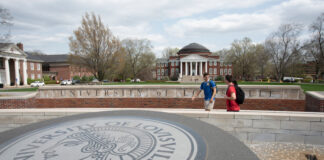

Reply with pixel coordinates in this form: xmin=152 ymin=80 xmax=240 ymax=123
xmin=180 ymin=54 xmax=208 ymax=62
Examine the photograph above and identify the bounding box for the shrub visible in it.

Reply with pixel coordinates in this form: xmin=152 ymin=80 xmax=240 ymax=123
xmin=170 ymin=74 xmax=178 ymax=81
xmin=44 ymin=80 xmax=57 ymax=84
xmin=126 ymin=78 xmax=131 ymax=82
xmin=162 ymin=77 xmax=169 ymax=81
xmin=43 ymin=75 xmax=51 ymax=81
xmin=89 ymin=76 xmax=95 ymax=81
xmin=73 ymin=76 xmax=81 ymax=81
xmin=303 ymin=78 xmax=313 ymax=83
xmin=81 ymin=76 xmax=89 ymax=82
xmin=215 ymin=76 xmax=224 ymax=81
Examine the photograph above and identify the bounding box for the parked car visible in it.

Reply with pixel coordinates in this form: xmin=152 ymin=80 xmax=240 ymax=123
xmin=61 ymin=80 xmax=72 ymax=85
xmin=283 ymin=77 xmax=303 ymax=82
xmin=131 ymin=78 xmax=141 ymax=82
xmin=92 ymin=79 xmax=99 ymax=83
xmin=31 ymin=81 xmax=45 ymax=87
xmin=72 ymin=79 xmax=81 ymax=85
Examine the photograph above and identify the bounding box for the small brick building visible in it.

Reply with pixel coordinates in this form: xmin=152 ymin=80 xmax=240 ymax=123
xmin=26 ymin=53 xmax=92 ymax=81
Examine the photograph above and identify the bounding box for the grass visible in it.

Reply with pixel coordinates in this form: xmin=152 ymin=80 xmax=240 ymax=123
xmin=0 ymin=87 xmax=38 ymax=92
xmin=103 ymin=81 xmax=324 ymax=92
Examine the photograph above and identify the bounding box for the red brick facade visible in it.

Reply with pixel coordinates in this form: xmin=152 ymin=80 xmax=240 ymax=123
xmin=305 ymin=94 xmax=324 ymax=112
xmin=26 ymin=61 xmax=42 ymax=80
xmin=0 ymin=98 xmax=305 ymax=111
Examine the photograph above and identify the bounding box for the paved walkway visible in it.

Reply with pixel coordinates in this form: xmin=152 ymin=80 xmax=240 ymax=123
xmin=248 ymin=142 xmax=324 ymax=160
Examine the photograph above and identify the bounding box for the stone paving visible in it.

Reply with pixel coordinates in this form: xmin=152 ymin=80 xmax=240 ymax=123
xmin=248 ymin=142 xmax=324 ymax=160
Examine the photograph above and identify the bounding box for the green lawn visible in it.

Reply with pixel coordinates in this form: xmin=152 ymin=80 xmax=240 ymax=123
xmin=0 ymin=87 xmax=38 ymax=92
xmin=103 ymin=81 xmax=324 ymax=92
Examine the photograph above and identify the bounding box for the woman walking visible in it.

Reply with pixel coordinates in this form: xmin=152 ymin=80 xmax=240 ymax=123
xmin=224 ymin=75 xmax=240 ymax=112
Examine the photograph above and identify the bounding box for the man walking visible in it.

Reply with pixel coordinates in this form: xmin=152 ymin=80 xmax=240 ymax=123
xmin=192 ymin=73 xmax=217 ymax=111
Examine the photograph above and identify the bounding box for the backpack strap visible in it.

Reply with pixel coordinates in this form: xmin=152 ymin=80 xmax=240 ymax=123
xmin=209 ymin=80 xmax=219 ymax=94
xmin=210 ymin=80 xmax=219 ymax=93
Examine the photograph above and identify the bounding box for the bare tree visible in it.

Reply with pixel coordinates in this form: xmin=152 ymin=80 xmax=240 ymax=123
xmin=0 ymin=6 xmax=13 ymax=42
xmin=137 ymin=52 xmax=156 ymax=80
xmin=265 ymin=24 xmax=302 ymax=81
xmin=227 ymin=37 xmax=257 ymax=80
xmin=255 ymin=44 xmax=270 ymax=79
xmin=122 ymin=39 xmax=154 ymax=80
xmin=162 ymin=47 xmax=179 ymax=58
xmin=69 ymin=12 xmax=122 ymax=81
xmin=304 ymin=13 xmax=324 ymax=81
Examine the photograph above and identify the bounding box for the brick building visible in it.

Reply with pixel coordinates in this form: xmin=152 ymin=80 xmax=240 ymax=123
xmin=155 ymin=43 xmax=232 ymax=82
xmin=0 ymin=43 xmax=43 ymax=86
xmin=26 ymin=53 xmax=92 ymax=81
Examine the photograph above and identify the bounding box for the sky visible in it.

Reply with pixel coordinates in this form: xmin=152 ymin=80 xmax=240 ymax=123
xmin=1 ymin=0 xmax=324 ymax=57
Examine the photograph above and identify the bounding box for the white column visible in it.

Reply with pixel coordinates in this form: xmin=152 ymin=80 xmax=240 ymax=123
xmin=4 ymin=57 xmax=10 ymax=86
xmin=185 ymin=62 xmax=188 ymax=76
xmin=190 ymin=61 xmax=192 ymax=76
xmin=200 ymin=61 xmax=202 ymax=75
xmin=23 ymin=59 xmax=28 ymax=85
xmin=195 ymin=61 xmax=197 ymax=76
xmin=14 ymin=59 xmax=20 ymax=86
xmin=205 ymin=61 xmax=207 ymax=73
xmin=180 ymin=61 xmax=182 ymax=78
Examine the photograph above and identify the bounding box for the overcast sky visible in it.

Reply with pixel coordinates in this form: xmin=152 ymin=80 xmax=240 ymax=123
xmin=1 ymin=0 xmax=324 ymax=57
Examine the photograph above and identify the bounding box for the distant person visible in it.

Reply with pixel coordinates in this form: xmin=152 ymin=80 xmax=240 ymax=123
xmin=192 ymin=73 xmax=218 ymax=111
xmin=224 ymin=75 xmax=240 ymax=112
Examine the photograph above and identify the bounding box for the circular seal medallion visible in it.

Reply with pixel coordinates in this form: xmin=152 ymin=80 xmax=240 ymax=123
xmin=0 ymin=117 xmax=206 ymax=160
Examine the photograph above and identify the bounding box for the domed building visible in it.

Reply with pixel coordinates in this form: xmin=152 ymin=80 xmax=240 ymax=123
xmin=155 ymin=43 xmax=232 ymax=82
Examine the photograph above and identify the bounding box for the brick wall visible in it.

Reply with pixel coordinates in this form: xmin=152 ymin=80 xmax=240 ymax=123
xmin=49 ymin=65 xmax=71 ymax=80
xmin=306 ymin=94 xmax=324 ymax=112
xmin=27 ymin=98 xmax=306 ymax=111
xmin=0 ymin=98 xmax=35 ymax=109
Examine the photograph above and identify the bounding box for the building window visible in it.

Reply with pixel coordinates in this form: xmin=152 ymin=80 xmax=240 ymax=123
xmin=214 ymin=68 xmax=217 ymax=74
xmin=31 ymin=74 xmax=35 ymax=80
xmin=176 ymin=61 xmax=178 ymax=66
xmin=171 ymin=68 xmax=174 ymax=75
xmin=229 ymin=63 xmax=232 ymax=66
xmin=220 ymin=62 xmax=223 ymax=66
xmin=209 ymin=68 xmax=212 ymax=74
xmin=165 ymin=70 xmax=168 ymax=76
xmin=161 ymin=69 xmax=164 ymax=75
xmin=157 ymin=69 xmax=160 ymax=75
xmin=30 ymin=63 xmax=34 ymax=70
xmin=214 ymin=61 xmax=217 ymax=66
xmin=220 ymin=69 xmax=223 ymax=75
xmin=37 ymin=63 xmax=41 ymax=70
xmin=37 ymin=74 xmax=41 ymax=79
xmin=175 ymin=68 xmax=179 ymax=73
xmin=224 ymin=69 xmax=227 ymax=75
xmin=209 ymin=61 xmax=212 ymax=66
xmin=228 ymin=69 xmax=232 ymax=75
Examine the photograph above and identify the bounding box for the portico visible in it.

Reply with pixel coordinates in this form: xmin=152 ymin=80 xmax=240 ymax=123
xmin=179 ymin=54 xmax=209 ymax=78
xmin=0 ymin=43 xmax=28 ymax=87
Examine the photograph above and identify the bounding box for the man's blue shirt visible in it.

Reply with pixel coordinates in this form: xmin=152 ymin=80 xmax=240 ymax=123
xmin=200 ymin=80 xmax=216 ymax=101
